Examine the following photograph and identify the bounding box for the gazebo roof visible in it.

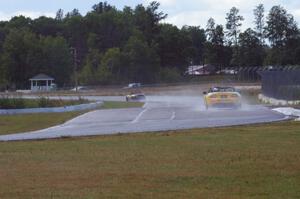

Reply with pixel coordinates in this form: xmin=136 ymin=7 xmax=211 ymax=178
xmin=29 ymin=73 xmax=54 ymax=81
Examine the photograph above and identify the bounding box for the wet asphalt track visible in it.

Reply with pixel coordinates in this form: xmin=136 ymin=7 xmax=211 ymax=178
xmin=0 ymin=96 xmax=286 ymax=141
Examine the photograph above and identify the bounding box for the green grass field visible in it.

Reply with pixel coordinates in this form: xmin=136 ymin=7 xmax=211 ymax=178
xmin=0 ymin=121 xmax=300 ymax=198
xmin=0 ymin=111 xmax=84 ymax=135
xmin=100 ymin=101 xmax=144 ymax=109
xmin=0 ymin=101 xmax=143 ymax=135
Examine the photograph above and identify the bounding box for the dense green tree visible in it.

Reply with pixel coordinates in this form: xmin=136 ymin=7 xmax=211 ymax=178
xmin=225 ymin=7 xmax=244 ymax=66
xmin=92 ymin=1 xmax=113 ymax=14
xmin=80 ymin=49 xmax=102 ymax=85
xmin=63 ymin=13 xmax=87 ymax=67
xmin=1 ymin=28 xmax=72 ymax=88
xmin=5 ymin=16 xmax=31 ymax=30
xmin=226 ymin=7 xmax=244 ymax=46
xmin=236 ymin=28 xmax=265 ymax=66
xmin=0 ymin=25 xmax=7 ymax=52
xmin=265 ymin=5 xmax=300 ymax=65
xmin=156 ymin=24 xmax=189 ymax=71
xmin=99 ymin=48 xmax=124 ymax=83
xmin=55 ymin=9 xmax=64 ymax=21
xmin=123 ymin=34 xmax=160 ymax=83
xmin=79 ymin=62 xmax=94 ymax=85
xmin=31 ymin=16 xmax=62 ymax=36
xmin=282 ymin=34 xmax=300 ymax=65
xmin=96 ymin=58 xmax=113 ymax=84
xmin=134 ymin=2 xmax=167 ymax=44
xmin=1 ymin=29 xmax=40 ymax=88
xmin=39 ymin=36 xmax=73 ymax=86
xmin=0 ymin=61 xmax=7 ymax=89
xmin=146 ymin=1 xmax=167 ymax=27
xmin=85 ymin=10 xmax=130 ymax=52
xmin=65 ymin=9 xmax=81 ymax=18
xmin=253 ymin=4 xmax=265 ymax=44
xmin=205 ymin=19 xmax=228 ymax=67
xmin=265 ymin=5 xmax=298 ymax=47
xmin=206 ymin=18 xmax=216 ymax=42
xmin=181 ymin=26 xmax=206 ymax=65
xmin=211 ymin=25 xmax=224 ymax=46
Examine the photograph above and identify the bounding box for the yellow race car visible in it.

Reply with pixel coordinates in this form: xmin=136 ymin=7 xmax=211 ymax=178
xmin=203 ymin=87 xmax=242 ymax=109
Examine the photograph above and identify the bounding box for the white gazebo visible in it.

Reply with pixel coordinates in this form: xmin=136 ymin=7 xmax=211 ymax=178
xmin=29 ymin=74 xmax=55 ymax=92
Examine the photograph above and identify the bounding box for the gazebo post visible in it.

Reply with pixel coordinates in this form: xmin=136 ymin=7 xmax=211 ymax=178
xmin=31 ymin=80 xmax=33 ymax=91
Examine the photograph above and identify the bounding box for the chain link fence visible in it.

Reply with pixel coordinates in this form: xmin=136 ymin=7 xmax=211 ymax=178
xmin=236 ymin=67 xmax=261 ymax=81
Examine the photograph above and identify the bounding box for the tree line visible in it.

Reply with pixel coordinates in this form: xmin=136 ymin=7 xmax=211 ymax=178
xmin=0 ymin=2 xmax=299 ymax=89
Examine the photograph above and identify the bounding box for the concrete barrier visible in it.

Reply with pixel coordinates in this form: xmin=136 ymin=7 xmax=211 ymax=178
xmin=0 ymin=101 xmax=103 ymax=115
xmin=259 ymin=94 xmax=300 ymax=106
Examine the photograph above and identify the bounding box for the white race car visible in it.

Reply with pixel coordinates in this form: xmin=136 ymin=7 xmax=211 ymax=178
xmin=126 ymin=93 xmax=146 ymax=102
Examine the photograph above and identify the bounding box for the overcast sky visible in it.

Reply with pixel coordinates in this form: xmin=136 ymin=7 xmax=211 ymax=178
xmin=0 ymin=0 xmax=299 ymax=30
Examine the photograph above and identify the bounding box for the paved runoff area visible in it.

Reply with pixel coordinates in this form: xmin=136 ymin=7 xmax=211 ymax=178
xmin=0 ymin=96 xmax=286 ymax=141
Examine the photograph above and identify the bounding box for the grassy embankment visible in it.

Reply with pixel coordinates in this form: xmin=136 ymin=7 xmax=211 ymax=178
xmin=100 ymin=101 xmax=144 ymax=109
xmin=0 ymin=101 xmax=143 ymax=135
xmin=0 ymin=97 xmax=90 ymax=109
xmin=0 ymin=121 xmax=300 ymax=198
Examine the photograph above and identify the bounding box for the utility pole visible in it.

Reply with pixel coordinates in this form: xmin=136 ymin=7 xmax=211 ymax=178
xmin=70 ymin=47 xmax=78 ymax=92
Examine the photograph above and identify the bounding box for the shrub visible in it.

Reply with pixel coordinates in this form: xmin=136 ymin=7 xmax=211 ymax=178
xmin=0 ymin=97 xmax=25 ymax=109
xmin=0 ymin=96 xmax=90 ymax=109
xmin=38 ymin=97 xmax=51 ymax=108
